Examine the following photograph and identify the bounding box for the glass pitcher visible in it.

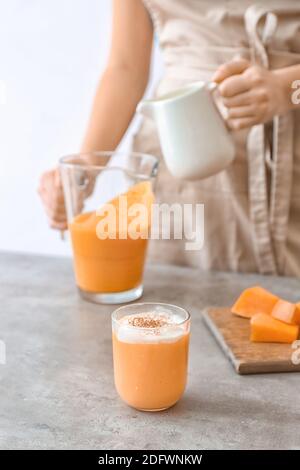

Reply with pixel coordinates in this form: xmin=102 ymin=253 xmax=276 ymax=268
xmin=60 ymin=151 xmax=158 ymax=304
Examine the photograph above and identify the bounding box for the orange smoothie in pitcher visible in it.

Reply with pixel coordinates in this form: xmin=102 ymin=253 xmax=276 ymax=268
xmin=69 ymin=181 xmax=154 ymax=293
xmin=112 ymin=305 xmax=190 ymax=411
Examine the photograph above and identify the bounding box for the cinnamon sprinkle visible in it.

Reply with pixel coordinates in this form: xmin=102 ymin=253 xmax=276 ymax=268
xmin=128 ymin=314 xmax=168 ymax=329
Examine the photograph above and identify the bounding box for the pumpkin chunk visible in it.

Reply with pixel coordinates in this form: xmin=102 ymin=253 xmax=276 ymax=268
xmin=271 ymin=299 xmax=300 ymax=326
xmin=250 ymin=313 xmax=299 ymax=344
xmin=232 ymin=286 xmax=279 ymax=319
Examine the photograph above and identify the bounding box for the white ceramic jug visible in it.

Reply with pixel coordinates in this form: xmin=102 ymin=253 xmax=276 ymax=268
xmin=136 ymin=81 xmax=235 ymax=181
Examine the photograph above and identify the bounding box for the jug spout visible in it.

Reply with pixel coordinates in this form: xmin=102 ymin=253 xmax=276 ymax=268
xmin=136 ymin=100 xmax=156 ymax=120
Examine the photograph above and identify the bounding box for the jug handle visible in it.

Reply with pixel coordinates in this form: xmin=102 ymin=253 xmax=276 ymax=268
xmin=206 ymin=81 xmax=231 ymax=131
xmin=206 ymin=81 xmax=218 ymax=93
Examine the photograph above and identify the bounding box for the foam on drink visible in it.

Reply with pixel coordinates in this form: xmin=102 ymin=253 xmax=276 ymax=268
xmin=113 ymin=311 xmax=188 ymax=344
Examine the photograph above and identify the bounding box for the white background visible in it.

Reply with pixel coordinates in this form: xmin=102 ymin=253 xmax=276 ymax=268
xmin=0 ymin=0 xmax=162 ymax=257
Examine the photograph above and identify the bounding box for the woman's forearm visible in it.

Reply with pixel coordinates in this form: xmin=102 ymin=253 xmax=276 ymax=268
xmin=81 ymin=65 xmax=148 ymax=153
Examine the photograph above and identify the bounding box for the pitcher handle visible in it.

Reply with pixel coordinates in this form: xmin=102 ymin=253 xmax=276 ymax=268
xmin=206 ymin=81 xmax=231 ymax=131
xmin=206 ymin=81 xmax=218 ymax=92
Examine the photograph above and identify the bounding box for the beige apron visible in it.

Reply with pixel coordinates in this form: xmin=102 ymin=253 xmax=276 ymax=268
xmin=132 ymin=0 xmax=300 ymax=276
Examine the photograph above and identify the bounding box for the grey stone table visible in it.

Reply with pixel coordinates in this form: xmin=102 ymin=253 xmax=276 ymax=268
xmin=0 ymin=251 xmax=299 ymax=450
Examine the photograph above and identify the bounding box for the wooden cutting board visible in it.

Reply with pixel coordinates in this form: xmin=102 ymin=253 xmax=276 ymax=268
xmin=202 ymin=307 xmax=300 ymax=375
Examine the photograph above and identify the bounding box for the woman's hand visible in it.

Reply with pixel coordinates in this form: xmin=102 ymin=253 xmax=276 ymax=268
xmin=212 ymin=59 xmax=289 ymax=130
xmin=38 ymin=168 xmax=68 ymax=230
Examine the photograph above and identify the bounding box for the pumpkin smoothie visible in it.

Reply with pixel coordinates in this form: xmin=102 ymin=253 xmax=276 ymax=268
xmin=112 ymin=303 xmax=190 ymax=411
xmin=69 ymin=181 xmax=154 ymax=294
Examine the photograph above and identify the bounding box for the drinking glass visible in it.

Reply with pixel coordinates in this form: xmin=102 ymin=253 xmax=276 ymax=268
xmin=112 ymin=302 xmax=190 ymax=411
xmin=60 ymin=152 xmax=158 ymax=304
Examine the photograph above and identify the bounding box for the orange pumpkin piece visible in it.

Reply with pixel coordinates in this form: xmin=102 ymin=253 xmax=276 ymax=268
xmin=271 ymin=299 xmax=300 ymax=326
xmin=232 ymin=286 xmax=279 ymax=319
xmin=250 ymin=313 xmax=299 ymax=344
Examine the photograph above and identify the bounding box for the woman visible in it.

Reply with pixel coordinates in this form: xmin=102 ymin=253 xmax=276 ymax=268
xmin=39 ymin=0 xmax=300 ymax=276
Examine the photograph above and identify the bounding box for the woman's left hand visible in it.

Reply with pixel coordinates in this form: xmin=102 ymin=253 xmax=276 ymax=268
xmin=212 ymin=59 xmax=289 ymax=130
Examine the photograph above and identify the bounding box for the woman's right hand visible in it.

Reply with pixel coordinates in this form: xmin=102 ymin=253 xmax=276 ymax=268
xmin=38 ymin=168 xmax=68 ymax=230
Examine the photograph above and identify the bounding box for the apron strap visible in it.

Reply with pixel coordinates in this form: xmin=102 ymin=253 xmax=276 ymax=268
xmin=244 ymin=5 xmax=278 ymax=274
xmin=245 ymin=6 xmax=278 ymax=67
xmin=270 ymin=114 xmax=294 ymax=273
xmin=247 ymin=125 xmax=277 ymax=274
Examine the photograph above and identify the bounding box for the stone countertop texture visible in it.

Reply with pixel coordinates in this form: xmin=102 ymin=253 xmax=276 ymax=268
xmin=0 ymin=251 xmax=299 ymax=450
